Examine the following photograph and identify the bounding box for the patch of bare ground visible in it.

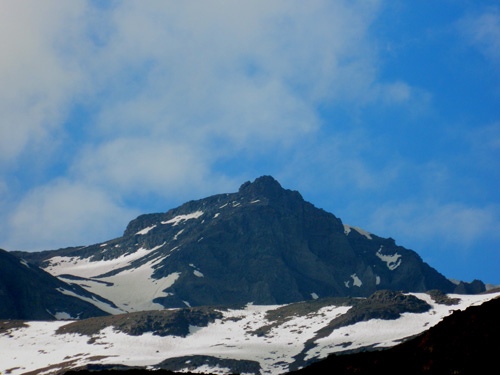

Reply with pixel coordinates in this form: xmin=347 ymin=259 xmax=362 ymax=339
xmin=0 ymin=320 xmax=28 ymax=335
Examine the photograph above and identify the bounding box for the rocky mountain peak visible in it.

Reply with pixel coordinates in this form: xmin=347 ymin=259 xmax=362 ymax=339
xmin=239 ymin=175 xmax=282 ymax=194
xmin=238 ymin=175 xmax=304 ymax=206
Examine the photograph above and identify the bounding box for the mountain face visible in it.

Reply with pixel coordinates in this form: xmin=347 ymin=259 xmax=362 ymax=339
xmin=0 ymin=249 xmax=111 ymax=320
xmin=16 ymin=176 xmax=483 ymax=312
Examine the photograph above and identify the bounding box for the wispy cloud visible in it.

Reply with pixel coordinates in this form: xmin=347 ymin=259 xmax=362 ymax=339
xmin=0 ymin=1 xmax=86 ymax=163
xmin=459 ymin=7 xmax=500 ymax=64
xmin=368 ymin=200 xmax=500 ymax=251
xmin=3 ymin=1 xmax=413 ymax=250
xmin=5 ymin=179 xmax=137 ymax=250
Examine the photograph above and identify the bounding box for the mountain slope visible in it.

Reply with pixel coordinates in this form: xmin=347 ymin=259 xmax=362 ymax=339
xmin=1 ymin=290 xmax=498 ymax=375
xmin=16 ymin=176 xmax=482 ymax=312
xmin=0 ymin=249 xmax=115 ymax=320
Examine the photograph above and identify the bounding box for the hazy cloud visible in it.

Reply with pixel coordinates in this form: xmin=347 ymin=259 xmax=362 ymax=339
xmin=0 ymin=1 xmax=87 ymax=164
xmin=459 ymin=7 xmax=500 ymax=63
xmin=368 ymin=200 xmax=500 ymax=250
xmin=4 ymin=179 xmax=137 ymax=250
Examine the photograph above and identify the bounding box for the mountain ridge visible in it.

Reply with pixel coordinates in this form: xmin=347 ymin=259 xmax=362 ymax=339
xmin=11 ymin=176 xmax=485 ymax=314
xmin=2 ymin=173 xmax=496 ymax=375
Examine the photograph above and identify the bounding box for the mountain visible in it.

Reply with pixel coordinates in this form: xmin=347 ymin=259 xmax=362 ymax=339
xmin=2 ymin=290 xmax=498 ymax=374
xmin=3 ymin=175 xmax=495 ymax=374
xmin=15 ymin=175 xmax=484 ymax=313
xmin=0 ymin=249 xmax=113 ymax=320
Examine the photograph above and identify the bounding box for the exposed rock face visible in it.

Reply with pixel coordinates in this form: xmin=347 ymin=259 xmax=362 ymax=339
xmin=14 ymin=176 xmax=483 ymax=310
xmin=0 ymin=249 xmax=110 ymax=320
xmin=325 ymin=290 xmax=431 ymax=330
xmin=56 ymin=307 xmax=223 ymax=338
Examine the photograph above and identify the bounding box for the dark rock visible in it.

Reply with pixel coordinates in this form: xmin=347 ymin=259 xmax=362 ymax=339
xmin=453 ymin=279 xmax=486 ymax=294
xmin=156 ymin=355 xmax=261 ymax=374
xmin=0 ymin=249 xmax=110 ymax=320
xmin=56 ymin=307 xmax=223 ymax=338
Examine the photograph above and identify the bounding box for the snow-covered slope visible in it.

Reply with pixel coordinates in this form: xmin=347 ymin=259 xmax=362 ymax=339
xmin=1 ymin=291 xmax=498 ymax=375
xmin=45 ymin=243 xmax=178 ymax=312
xmin=0 ymin=249 xmax=113 ymax=320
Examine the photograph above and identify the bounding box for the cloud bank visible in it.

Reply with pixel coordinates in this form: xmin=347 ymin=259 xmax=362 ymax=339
xmin=0 ymin=0 xmax=498 ymax=286
xmin=1 ymin=0 xmax=390 ymax=249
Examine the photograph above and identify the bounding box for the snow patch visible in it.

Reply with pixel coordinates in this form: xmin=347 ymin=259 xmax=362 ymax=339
xmin=194 ymin=364 xmax=231 ymax=375
xmin=343 ymin=225 xmax=372 ymax=240
xmin=376 ymin=246 xmax=402 ymax=270
xmin=136 ymin=225 xmax=157 ymax=235
xmin=53 ymin=311 xmax=74 ymax=320
xmin=161 ymin=211 xmax=204 ymax=226
xmin=173 ymin=229 xmax=184 ymax=240
xmin=345 ymin=274 xmax=362 ymax=288
xmin=46 ymin=244 xmax=165 ymax=279
xmin=193 ymin=270 xmax=204 ymax=278
xmin=351 ymin=273 xmax=362 ymax=287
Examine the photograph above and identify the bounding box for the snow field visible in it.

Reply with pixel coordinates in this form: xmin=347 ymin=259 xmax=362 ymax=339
xmin=47 ymin=244 xmax=184 ymax=313
xmin=2 ymin=292 xmax=499 ymax=375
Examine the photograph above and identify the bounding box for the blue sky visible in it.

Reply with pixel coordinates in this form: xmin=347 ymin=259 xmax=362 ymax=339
xmin=1 ymin=1 xmax=499 ymax=285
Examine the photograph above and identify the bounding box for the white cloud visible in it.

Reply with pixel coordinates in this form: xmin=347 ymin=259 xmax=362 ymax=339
xmin=73 ymin=137 xmax=214 ymax=198
xmin=368 ymin=200 xmax=500 ymax=249
xmin=459 ymin=7 xmax=500 ymax=63
xmin=463 ymin=8 xmax=500 ymax=63
xmin=0 ymin=1 xmax=87 ymax=164
xmin=3 ymin=180 xmax=137 ymax=251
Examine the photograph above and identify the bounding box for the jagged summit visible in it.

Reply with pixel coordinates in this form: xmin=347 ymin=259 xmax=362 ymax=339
xmin=239 ymin=175 xmax=304 ymax=206
xmin=15 ymin=176 xmax=484 ymax=312
xmin=240 ymin=175 xmax=282 ymax=191
xmin=239 ymin=175 xmax=286 ymax=197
